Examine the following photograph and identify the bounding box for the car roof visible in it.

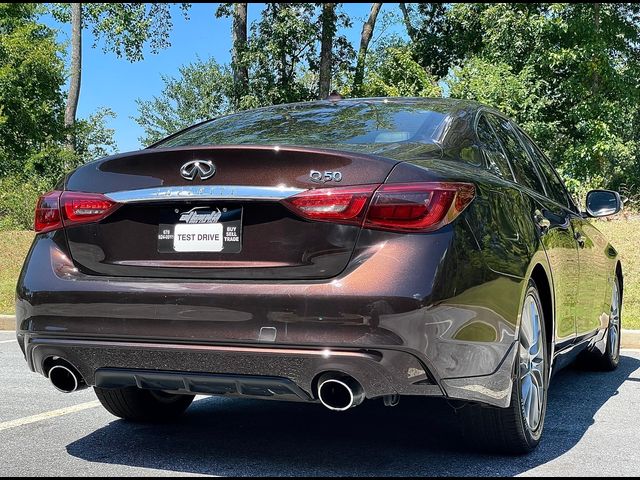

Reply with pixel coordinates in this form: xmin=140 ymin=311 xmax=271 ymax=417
xmin=150 ymin=97 xmax=502 ymax=151
xmin=251 ymin=96 xmax=489 ymax=116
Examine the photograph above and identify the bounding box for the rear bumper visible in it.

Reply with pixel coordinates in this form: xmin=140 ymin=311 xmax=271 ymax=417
xmin=23 ymin=336 xmax=444 ymax=402
xmin=16 ymin=232 xmax=522 ymax=408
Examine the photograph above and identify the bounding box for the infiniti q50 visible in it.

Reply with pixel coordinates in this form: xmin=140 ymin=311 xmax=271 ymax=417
xmin=16 ymin=98 xmax=623 ymax=454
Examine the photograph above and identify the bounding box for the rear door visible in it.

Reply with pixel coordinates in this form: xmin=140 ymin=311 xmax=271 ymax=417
xmin=571 ymin=217 xmax=612 ymax=339
xmin=471 ymin=115 xmax=534 ymax=279
xmin=512 ymin=127 xmax=582 ymax=348
xmin=485 ymin=113 xmax=579 ymax=350
xmin=63 ymin=145 xmax=399 ymax=280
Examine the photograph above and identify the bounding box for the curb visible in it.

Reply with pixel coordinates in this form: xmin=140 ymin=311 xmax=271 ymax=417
xmin=622 ymin=329 xmax=640 ymax=349
xmin=0 ymin=315 xmax=15 ymax=331
xmin=1 ymin=315 xmax=640 ymax=348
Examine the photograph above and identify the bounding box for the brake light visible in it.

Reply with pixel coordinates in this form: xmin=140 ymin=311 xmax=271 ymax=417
xmin=365 ymin=182 xmax=476 ymax=232
xmin=283 ymin=185 xmax=377 ymax=225
xmin=34 ymin=191 xmax=119 ymax=233
xmin=34 ymin=191 xmax=63 ymax=233
xmin=283 ymin=182 xmax=475 ymax=232
xmin=60 ymin=192 xmax=118 ymax=225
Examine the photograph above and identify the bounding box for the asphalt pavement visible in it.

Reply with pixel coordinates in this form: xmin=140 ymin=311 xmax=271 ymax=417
xmin=1 ymin=329 xmax=640 ymax=477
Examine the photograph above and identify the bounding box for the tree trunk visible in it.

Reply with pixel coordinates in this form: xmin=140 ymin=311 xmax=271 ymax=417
xmin=352 ymin=3 xmax=382 ymax=97
xmin=65 ymin=3 xmax=82 ymax=150
xmin=231 ymin=3 xmax=248 ymax=107
xmin=592 ymin=2 xmax=601 ymax=95
xmin=399 ymin=3 xmax=417 ymax=41
xmin=319 ymin=3 xmax=336 ymax=99
xmin=270 ymin=4 xmax=289 ymax=96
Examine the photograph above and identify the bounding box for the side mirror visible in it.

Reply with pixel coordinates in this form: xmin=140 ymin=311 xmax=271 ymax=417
xmin=585 ymin=190 xmax=623 ymax=218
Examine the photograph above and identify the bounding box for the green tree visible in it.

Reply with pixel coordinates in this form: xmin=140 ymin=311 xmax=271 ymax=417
xmin=243 ymin=3 xmax=352 ymax=107
xmin=50 ymin=3 xmax=190 ymax=146
xmin=447 ymin=57 xmax=547 ymax=132
xmin=215 ymin=3 xmax=248 ymax=109
xmin=442 ymin=3 xmax=640 ymax=195
xmin=74 ymin=107 xmax=118 ymax=161
xmin=23 ymin=107 xmax=117 ymax=185
xmin=352 ymin=3 xmax=383 ymax=96
xmin=362 ymin=44 xmax=441 ymax=98
xmin=244 ymin=3 xmax=319 ymax=106
xmin=0 ymin=3 xmax=66 ymax=176
xmin=0 ymin=5 xmax=123 ymax=230
xmin=134 ymin=58 xmax=233 ymax=146
xmin=318 ymin=3 xmax=337 ymax=99
xmin=400 ymin=3 xmax=455 ymax=78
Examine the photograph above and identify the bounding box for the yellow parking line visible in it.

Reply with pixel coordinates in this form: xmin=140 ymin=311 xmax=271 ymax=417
xmin=0 ymin=401 xmax=101 ymax=432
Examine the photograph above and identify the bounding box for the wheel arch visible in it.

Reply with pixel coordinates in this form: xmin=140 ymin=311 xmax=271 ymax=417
xmin=530 ymin=263 xmax=554 ymax=363
xmin=616 ymin=261 xmax=623 ymax=301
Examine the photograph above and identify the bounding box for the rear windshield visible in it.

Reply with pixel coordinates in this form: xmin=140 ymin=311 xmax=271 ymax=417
xmin=154 ymin=101 xmax=448 ymax=149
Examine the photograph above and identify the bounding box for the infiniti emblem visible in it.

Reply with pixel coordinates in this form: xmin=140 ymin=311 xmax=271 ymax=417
xmin=180 ymin=160 xmax=216 ymax=181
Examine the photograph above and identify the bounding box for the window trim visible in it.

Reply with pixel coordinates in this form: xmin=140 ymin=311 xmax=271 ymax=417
xmin=484 ymin=112 xmax=548 ymax=195
xmin=475 ymin=109 xmax=566 ymax=201
xmin=507 ymin=121 xmax=549 ymax=198
xmin=473 ymin=110 xmax=517 ymax=182
xmin=512 ymin=124 xmax=581 ymax=214
xmin=473 ymin=107 xmax=582 ymax=216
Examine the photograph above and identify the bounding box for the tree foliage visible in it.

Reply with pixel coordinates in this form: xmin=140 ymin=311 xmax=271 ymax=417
xmin=440 ymin=3 xmax=640 ymax=194
xmin=134 ymin=58 xmax=233 ymax=145
xmin=448 ymin=58 xmax=547 ymax=133
xmin=50 ymin=3 xmax=191 ymax=62
xmin=241 ymin=3 xmax=353 ymax=107
xmin=133 ymin=2 xmax=640 ymax=198
xmin=0 ymin=3 xmax=65 ymax=176
xmin=362 ymin=44 xmax=441 ymax=98
xmin=74 ymin=107 xmax=118 ymax=162
xmin=400 ymin=3 xmax=455 ymax=79
xmin=136 ymin=3 xmax=356 ymax=143
xmin=0 ymin=3 xmax=119 ymax=228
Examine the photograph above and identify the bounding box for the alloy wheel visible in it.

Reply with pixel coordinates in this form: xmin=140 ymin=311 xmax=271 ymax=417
xmin=609 ymin=282 xmax=621 ymax=356
xmin=519 ymin=293 xmax=546 ymax=432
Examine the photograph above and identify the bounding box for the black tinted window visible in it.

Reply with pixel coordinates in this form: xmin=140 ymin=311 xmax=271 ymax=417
xmin=516 ymin=131 xmax=570 ymax=208
xmin=155 ymin=101 xmax=448 ymax=150
xmin=476 ymin=115 xmax=513 ymax=179
xmin=485 ymin=114 xmax=545 ymax=193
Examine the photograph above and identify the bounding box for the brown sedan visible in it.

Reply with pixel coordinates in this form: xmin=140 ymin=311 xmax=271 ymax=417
xmin=16 ymin=98 xmax=623 ymax=453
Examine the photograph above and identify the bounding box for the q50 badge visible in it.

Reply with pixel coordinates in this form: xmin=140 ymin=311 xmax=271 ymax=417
xmin=310 ymin=170 xmax=343 ymax=183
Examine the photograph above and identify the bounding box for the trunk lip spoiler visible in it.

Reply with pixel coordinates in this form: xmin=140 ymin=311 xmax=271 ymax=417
xmin=104 ymin=185 xmax=307 ymax=203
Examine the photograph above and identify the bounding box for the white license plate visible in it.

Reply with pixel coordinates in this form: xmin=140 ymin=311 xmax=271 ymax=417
xmin=173 ymin=223 xmax=224 ymax=252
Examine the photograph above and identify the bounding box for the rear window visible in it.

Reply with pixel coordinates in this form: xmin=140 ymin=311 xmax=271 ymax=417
xmin=155 ymin=101 xmax=448 ymax=149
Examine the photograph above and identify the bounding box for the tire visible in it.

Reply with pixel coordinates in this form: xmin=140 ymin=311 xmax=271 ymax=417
xmin=460 ymin=280 xmax=549 ymax=454
xmin=580 ymin=276 xmax=621 ymax=371
xmin=94 ymin=386 xmax=194 ymax=422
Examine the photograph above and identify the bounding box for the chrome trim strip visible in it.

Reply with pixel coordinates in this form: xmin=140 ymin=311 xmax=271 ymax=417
xmin=30 ymin=338 xmax=379 ymax=360
xmin=105 ymin=185 xmax=305 ymax=203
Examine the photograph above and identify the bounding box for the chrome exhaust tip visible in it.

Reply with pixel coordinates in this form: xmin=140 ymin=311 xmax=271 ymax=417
xmin=48 ymin=364 xmax=85 ymax=393
xmin=317 ymin=374 xmax=365 ymax=411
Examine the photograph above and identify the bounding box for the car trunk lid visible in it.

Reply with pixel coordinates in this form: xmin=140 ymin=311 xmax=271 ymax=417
xmin=62 ymin=145 xmax=399 ymax=280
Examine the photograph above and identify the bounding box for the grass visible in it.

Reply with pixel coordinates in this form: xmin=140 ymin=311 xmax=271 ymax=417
xmin=0 ymin=231 xmax=33 ymax=315
xmin=0 ymin=220 xmax=638 ymax=329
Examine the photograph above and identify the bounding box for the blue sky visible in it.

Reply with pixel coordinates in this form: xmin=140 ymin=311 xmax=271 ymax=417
xmin=41 ymin=3 xmax=407 ymax=153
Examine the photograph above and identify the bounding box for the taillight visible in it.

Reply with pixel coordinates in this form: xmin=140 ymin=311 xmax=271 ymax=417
xmin=365 ymin=182 xmax=476 ymax=232
xmin=34 ymin=191 xmax=63 ymax=233
xmin=283 ymin=185 xmax=377 ymax=225
xmin=34 ymin=191 xmax=119 ymax=233
xmin=60 ymin=192 xmax=118 ymax=225
xmin=284 ymin=182 xmax=475 ymax=233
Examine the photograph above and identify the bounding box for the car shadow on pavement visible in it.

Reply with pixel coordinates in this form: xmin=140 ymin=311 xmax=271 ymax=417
xmin=66 ymin=354 xmax=640 ymax=476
